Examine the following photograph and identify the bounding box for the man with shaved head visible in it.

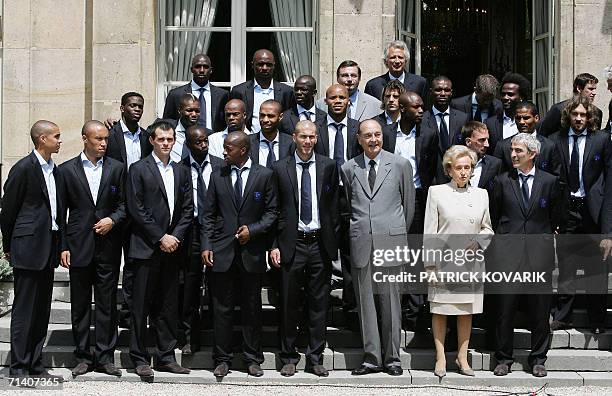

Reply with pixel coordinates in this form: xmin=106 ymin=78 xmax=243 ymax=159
xmin=280 ymin=75 xmax=327 ymax=135
xmin=58 ymin=121 xmax=126 ymax=377
xmin=1 ymin=120 xmax=64 ymax=380
xmin=163 ymin=53 xmax=229 ymax=131
xmin=208 ymin=99 xmax=254 ymax=157
xmin=230 ymin=49 xmax=295 ymax=132
xmin=200 ymin=131 xmax=278 ymax=378
xmin=249 ymin=99 xmax=293 ymax=167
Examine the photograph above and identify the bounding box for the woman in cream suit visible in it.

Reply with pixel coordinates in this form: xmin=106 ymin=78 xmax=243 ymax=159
xmin=424 ymin=145 xmax=493 ymax=378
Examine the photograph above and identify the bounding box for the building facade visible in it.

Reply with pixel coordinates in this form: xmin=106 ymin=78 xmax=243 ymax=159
xmin=1 ymin=0 xmax=610 ymax=179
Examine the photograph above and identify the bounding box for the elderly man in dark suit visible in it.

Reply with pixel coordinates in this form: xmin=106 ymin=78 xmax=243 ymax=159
xmin=201 ymin=131 xmax=278 ymax=378
xmin=270 ymin=120 xmax=340 ymax=377
xmin=178 ymin=125 xmax=224 ymax=355
xmin=549 ymin=96 xmax=612 ymax=334
xmin=163 ymin=54 xmax=229 ymax=132
xmin=126 ymin=120 xmax=193 ymax=381
xmin=230 ymin=49 xmax=294 ymax=132
xmin=59 ymin=121 xmax=126 ymax=378
xmin=0 ymin=120 xmax=64 ymax=381
xmin=364 ymin=40 xmax=427 ymax=101
xmin=450 ymin=74 xmax=502 ymax=122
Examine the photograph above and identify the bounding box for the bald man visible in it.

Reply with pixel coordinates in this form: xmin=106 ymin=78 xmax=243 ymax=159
xmin=280 ymin=75 xmax=327 ymax=135
xmin=230 ymin=49 xmax=295 ymax=132
xmin=208 ymin=99 xmax=254 ymax=157
xmin=163 ymin=53 xmax=229 ymax=131
xmin=1 ymin=121 xmax=64 ymax=380
xmin=58 ymin=121 xmax=126 ymax=377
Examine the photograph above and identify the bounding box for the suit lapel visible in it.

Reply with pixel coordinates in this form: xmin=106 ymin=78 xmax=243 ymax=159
xmin=315 ymin=156 xmax=324 ymax=202
xmin=354 ymin=96 xmax=365 ymax=121
xmin=246 ymin=81 xmax=255 ymax=117
xmin=171 ymin=162 xmax=181 ymax=218
xmin=286 ymin=157 xmax=299 ymax=205
xmin=279 ymin=133 xmax=292 ymax=158
xmin=210 ymin=86 xmax=219 ymax=126
xmin=113 ymin=126 xmax=129 ymax=163
xmin=415 ymin=125 xmax=423 ymax=167
xmin=371 ymin=153 xmax=392 ymax=196
xmin=526 ymin=169 xmax=543 ymax=216
xmin=559 ymin=131 xmax=570 ymax=172
xmin=239 ymin=165 xmax=258 ymax=211
xmin=73 ymin=158 xmax=94 ymax=205
xmin=478 ymin=157 xmax=493 ymax=188
xmin=31 ymin=153 xmax=51 ymax=207
xmin=145 ymin=156 xmax=168 ymax=203
xmin=352 ymin=155 xmax=371 ymax=199
xmin=509 ymin=170 xmax=527 ymax=216
xmin=582 ymin=132 xmax=595 ymax=169
xmin=222 ymin=166 xmax=238 ymax=210
xmin=96 ymin=160 xmax=111 ymax=204
xmin=317 ymin=119 xmax=330 ymax=156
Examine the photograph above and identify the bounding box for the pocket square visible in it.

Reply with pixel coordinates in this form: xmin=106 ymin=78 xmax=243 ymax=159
xmin=254 ymin=191 xmax=262 ymax=201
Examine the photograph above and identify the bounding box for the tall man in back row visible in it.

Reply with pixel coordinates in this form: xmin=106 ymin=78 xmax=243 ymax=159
xmin=1 ymin=121 xmax=64 ymax=381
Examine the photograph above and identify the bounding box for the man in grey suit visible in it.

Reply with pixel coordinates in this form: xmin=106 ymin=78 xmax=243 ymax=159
xmin=340 ymin=120 xmax=415 ymax=376
xmin=316 ymin=60 xmax=381 ymax=121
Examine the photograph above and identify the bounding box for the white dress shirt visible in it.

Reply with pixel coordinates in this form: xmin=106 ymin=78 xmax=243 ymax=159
xmin=81 ymin=152 xmax=104 ymax=205
xmin=231 ymin=158 xmax=252 ymax=195
xmin=208 ymin=127 xmax=253 ymax=158
xmin=388 ymin=72 xmax=405 ymax=84
xmin=432 ymin=105 xmax=449 ymax=133
xmin=296 ymin=153 xmax=320 ymax=231
xmin=326 ymin=115 xmax=349 ymax=162
xmin=502 ymin=112 xmax=519 ymax=140
xmin=568 ymin=128 xmax=587 ymax=197
xmin=297 ymin=104 xmax=316 ymax=122
xmin=259 ymin=133 xmax=280 ymax=166
xmin=34 ymin=150 xmax=58 ymax=231
xmin=152 ymin=152 xmax=175 ymax=222
xmin=191 ymin=80 xmax=213 ymax=130
xmin=471 ymin=93 xmax=490 ymax=121
xmin=471 ymin=156 xmax=484 ymax=188
xmin=363 ymin=151 xmax=382 ymax=182
xmin=394 ymin=123 xmax=421 ymax=188
xmin=190 ymin=154 xmax=213 ymax=217
xmin=171 ymin=121 xmax=187 ymax=163
xmin=251 ymin=80 xmax=275 ymax=132
xmin=518 ymin=165 xmax=536 ymax=196
xmin=120 ymin=119 xmax=142 ymax=168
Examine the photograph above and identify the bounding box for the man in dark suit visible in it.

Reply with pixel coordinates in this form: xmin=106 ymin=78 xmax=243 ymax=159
xmin=59 ymin=121 xmax=126 ymax=378
xmin=462 ymin=121 xmax=503 ymax=197
xmin=539 ymin=73 xmax=603 ymax=136
xmin=0 ymin=121 xmax=64 ymax=380
xmin=364 ymin=40 xmax=427 ymax=101
xmin=485 ymin=73 xmax=531 ymax=155
xmin=280 ymin=75 xmax=327 ymax=135
xmin=549 ymin=96 xmax=612 ymax=334
xmin=163 ymin=54 xmax=229 ymax=132
xmin=450 ymin=74 xmax=503 ymax=122
xmin=166 ymin=94 xmax=202 ymax=163
xmin=249 ymin=100 xmax=294 ymax=166
xmin=106 ymin=91 xmax=151 ymax=329
xmin=230 ymin=49 xmax=294 ymax=132
xmin=126 ymin=120 xmax=193 ymax=381
xmin=494 ymin=101 xmax=561 ymax=176
xmin=201 ymin=132 xmax=278 ymax=378
xmin=421 ymin=76 xmax=469 ymax=182
xmin=372 ymin=79 xmax=405 ymax=127
xmin=270 ymin=120 xmax=339 ymax=377
xmin=208 ymin=99 xmax=253 ymax=158
xmin=382 ymin=91 xmax=438 ymax=331
xmin=178 ymin=125 xmax=224 ymax=356
xmin=489 ymin=133 xmax=562 ymax=378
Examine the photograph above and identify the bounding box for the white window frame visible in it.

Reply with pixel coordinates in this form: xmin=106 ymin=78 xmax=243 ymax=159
xmin=157 ymin=0 xmax=319 ymax=117
xmin=532 ymin=0 xmax=555 ymax=115
xmin=396 ymin=0 xmax=422 ymax=75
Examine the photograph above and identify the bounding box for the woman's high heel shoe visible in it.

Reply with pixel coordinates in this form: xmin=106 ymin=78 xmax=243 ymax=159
xmin=455 ymin=358 xmax=475 ymax=376
xmin=434 ymin=360 xmax=446 ymax=380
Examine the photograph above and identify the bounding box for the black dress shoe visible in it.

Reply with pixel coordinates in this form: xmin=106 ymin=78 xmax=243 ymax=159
xmin=351 ymin=364 xmax=383 ymax=375
xmin=71 ymin=362 xmax=91 ymax=377
xmin=532 ymin=364 xmax=547 ymax=377
xmin=386 ymin=366 xmax=403 ymax=376
xmin=305 ymin=364 xmax=329 ymax=377
xmin=280 ymin=363 xmax=296 ymax=377
xmin=135 ymin=365 xmax=154 ymax=382
xmin=95 ymin=363 xmax=122 ymax=377
xmin=247 ymin=363 xmax=264 ymax=377
xmin=493 ymin=363 xmax=510 ymax=376
xmin=154 ymin=362 xmax=190 ymax=374
xmin=213 ymin=363 xmax=229 ymax=377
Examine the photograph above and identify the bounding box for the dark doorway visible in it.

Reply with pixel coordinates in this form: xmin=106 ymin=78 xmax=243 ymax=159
xmin=420 ymin=0 xmax=532 ymax=98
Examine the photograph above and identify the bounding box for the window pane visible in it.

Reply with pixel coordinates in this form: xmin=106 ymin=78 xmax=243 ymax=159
xmin=535 ymin=38 xmax=549 ymax=90
xmin=165 ymin=31 xmax=230 ymax=82
xmin=164 ymin=0 xmax=227 ymax=28
xmin=247 ymin=0 xmax=313 ymax=27
xmin=246 ymin=32 xmax=312 ymax=82
xmin=536 ymin=91 xmax=549 ymax=117
xmin=400 ymin=0 xmax=416 ymax=33
xmin=534 ymin=0 xmax=548 ymax=36
xmin=401 ymin=35 xmax=416 ymax=74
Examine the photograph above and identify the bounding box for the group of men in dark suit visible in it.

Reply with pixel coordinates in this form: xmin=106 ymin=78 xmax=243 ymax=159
xmin=1 ymin=42 xmax=611 ymax=382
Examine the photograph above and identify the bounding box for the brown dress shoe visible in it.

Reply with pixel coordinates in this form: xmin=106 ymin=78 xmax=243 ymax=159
xmin=135 ymin=365 xmax=154 ymax=382
xmin=213 ymin=363 xmax=229 ymax=377
xmin=154 ymin=362 xmax=190 ymax=374
xmin=247 ymin=363 xmax=264 ymax=377
xmin=305 ymin=364 xmax=329 ymax=377
xmin=493 ymin=363 xmax=510 ymax=376
xmin=532 ymin=364 xmax=547 ymax=377
xmin=71 ymin=362 xmax=91 ymax=377
xmin=95 ymin=363 xmax=122 ymax=377
xmin=280 ymin=363 xmax=296 ymax=377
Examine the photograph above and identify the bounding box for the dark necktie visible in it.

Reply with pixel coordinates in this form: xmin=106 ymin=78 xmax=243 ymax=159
xmin=333 ymin=123 xmax=345 ymax=167
xmin=299 ymin=161 xmax=313 ymax=224
xmin=520 ymin=174 xmax=531 ymax=207
xmin=264 ymin=140 xmax=276 ymax=168
xmin=473 ymin=104 xmax=482 ymax=122
xmin=192 ymin=161 xmax=208 ymax=222
xmin=234 ymin=167 xmax=245 ymax=206
xmin=368 ymin=159 xmax=377 ymax=191
xmin=198 ymin=87 xmax=207 ymax=127
xmin=437 ymin=112 xmax=450 ymax=151
xmin=301 ymin=111 xmax=312 ymax=121
xmin=569 ymin=133 xmax=583 ymax=193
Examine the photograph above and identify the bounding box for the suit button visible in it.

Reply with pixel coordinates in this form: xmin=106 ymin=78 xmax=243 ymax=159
xmin=468 ymin=203 xmax=473 ymax=207
xmin=470 ymin=219 xmax=475 ymax=224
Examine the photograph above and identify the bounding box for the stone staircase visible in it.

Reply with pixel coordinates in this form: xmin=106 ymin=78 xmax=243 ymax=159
xmin=0 ymin=266 xmax=610 ymax=387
